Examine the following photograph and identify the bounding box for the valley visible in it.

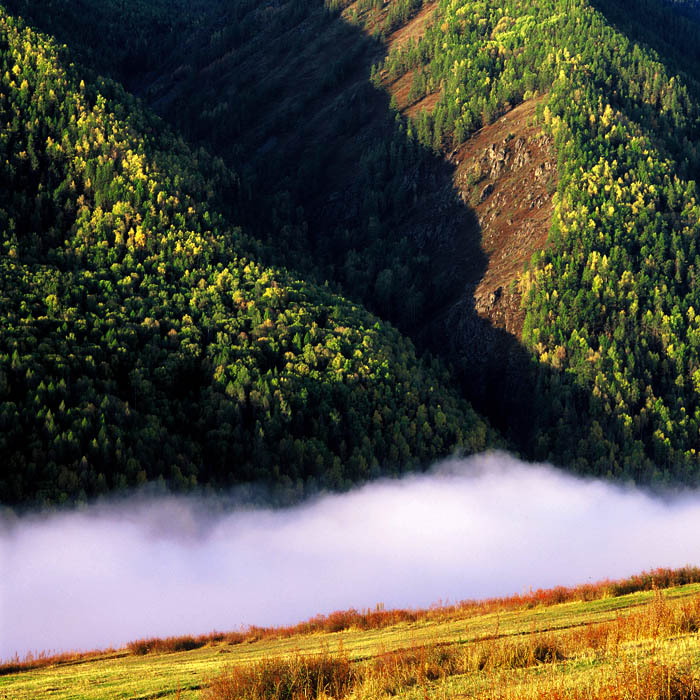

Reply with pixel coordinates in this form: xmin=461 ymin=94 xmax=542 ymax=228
xmin=5 ymin=0 xmax=700 ymax=695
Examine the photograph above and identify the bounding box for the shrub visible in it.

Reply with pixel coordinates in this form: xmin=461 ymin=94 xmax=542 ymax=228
xmin=203 ymin=650 xmax=354 ymax=700
xmin=127 ymin=633 xmax=215 ymax=655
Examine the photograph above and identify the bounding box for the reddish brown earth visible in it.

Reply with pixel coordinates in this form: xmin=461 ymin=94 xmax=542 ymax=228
xmin=384 ymin=68 xmax=441 ymax=115
xmin=451 ymin=97 xmax=556 ymax=336
xmin=341 ymin=0 xmax=437 ymax=44
xmin=404 ymin=90 xmax=441 ymax=118
xmin=380 ymin=3 xmax=441 ymax=117
xmin=388 ymin=1 xmax=438 ymax=50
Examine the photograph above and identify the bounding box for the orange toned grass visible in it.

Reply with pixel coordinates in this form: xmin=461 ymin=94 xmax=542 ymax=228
xmin=487 ymin=661 xmax=700 ymax=700
xmin=365 ymin=588 xmax=700 ymax=693
xmin=561 ymin=588 xmax=700 ymax=653
xmin=591 ymin=662 xmax=700 ymax=700
xmin=202 ymin=648 xmax=355 ymax=700
xmin=204 ymin=636 xmax=569 ymax=700
xmin=5 ymin=566 xmax=700 ymax=676
xmin=117 ymin=566 xmax=700 ymax=660
xmin=127 ymin=633 xmax=224 ymax=655
xmin=372 ymin=594 xmax=700 ymax=699
xmin=194 ymin=588 xmax=700 ymax=700
xmin=0 ymin=646 xmax=120 ymax=676
xmin=523 ymin=657 xmax=700 ymax=700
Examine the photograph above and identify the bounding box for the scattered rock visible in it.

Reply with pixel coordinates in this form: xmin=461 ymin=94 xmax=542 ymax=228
xmin=447 ymin=97 xmax=557 ymax=338
xmin=480 ymin=182 xmax=494 ymax=202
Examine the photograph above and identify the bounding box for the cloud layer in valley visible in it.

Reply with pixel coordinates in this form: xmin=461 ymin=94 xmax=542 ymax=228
xmin=2 ymin=451 xmax=700 ymax=660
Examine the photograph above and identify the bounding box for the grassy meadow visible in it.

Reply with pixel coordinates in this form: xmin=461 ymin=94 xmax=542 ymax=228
xmin=4 ymin=569 xmax=700 ymax=699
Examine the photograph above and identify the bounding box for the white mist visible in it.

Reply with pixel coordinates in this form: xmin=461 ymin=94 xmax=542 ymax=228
xmin=2 ymin=451 xmax=700 ymax=660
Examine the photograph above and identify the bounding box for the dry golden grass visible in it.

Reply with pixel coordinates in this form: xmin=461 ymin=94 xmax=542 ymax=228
xmin=6 ymin=569 xmax=700 ymax=700
xmin=7 ymin=563 xmax=691 ymax=676
xmin=203 ymin=585 xmax=700 ymax=700
xmin=202 ymin=648 xmax=355 ymax=700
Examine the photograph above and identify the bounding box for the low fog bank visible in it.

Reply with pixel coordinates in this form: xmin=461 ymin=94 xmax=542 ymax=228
xmin=3 ymin=452 xmax=700 ymax=660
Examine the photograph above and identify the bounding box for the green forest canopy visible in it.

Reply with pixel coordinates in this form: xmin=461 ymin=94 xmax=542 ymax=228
xmin=6 ymin=0 xmax=700 ymax=505
xmin=0 ymin=7 xmax=492 ymax=506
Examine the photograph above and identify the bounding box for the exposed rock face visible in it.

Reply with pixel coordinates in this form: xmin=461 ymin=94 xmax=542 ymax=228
xmin=474 ymin=285 xmax=502 ymax=314
xmin=479 ymin=135 xmax=533 ymax=180
xmin=450 ymin=98 xmax=557 ymax=338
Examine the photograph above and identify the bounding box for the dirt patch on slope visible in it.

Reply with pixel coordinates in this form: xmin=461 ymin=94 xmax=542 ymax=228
xmin=340 ymin=0 xmax=437 ymax=40
xmin=383 ymin=69 xmax=441 ymax=116
xmin=380 ymin=3 xmax=440 ymax=117
xmin=405 ymin=90 xmax=441 ymax=118
xmin=451 ymin=97 xmax=556 ymax=337
xmin=376 ymin=9 xmax=554 ymax=340
xmin=388 ymin=1 xmax=438 ymax=49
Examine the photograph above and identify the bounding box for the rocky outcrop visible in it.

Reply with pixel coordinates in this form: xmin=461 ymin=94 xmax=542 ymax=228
xmin=450 ymin=98 xmax=557 ymax=338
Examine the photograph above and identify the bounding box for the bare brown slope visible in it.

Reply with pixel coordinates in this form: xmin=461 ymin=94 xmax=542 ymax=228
xmin=378 ymin=91 xmax=556 ymax=336
xmin=382 ymin=2 xmax=442 ymax=116
xmin=451 ymin=97 xmax=556 ymax=337
xmin=384 ymin=68 xmax=442 ymax=116
xmin=388 ymin=1 xmax=438 ymax=49
xmin=377 ymin=7 xmax=557 ymax=339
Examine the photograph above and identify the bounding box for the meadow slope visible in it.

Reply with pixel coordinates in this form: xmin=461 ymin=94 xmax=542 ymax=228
xmin=4 ymin=570 xmax=700 ymax=699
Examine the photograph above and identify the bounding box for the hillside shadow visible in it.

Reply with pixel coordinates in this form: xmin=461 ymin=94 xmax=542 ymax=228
xmin=590 ymin=0 xmax=700 ymax=71
xmin=589 ymin=0 xmax=700 ymax=181
xmin=122 ymin=0 xmax=575 ymax=456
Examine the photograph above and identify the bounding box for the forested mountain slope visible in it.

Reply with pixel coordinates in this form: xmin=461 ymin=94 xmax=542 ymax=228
xmin=378 ymin=0 xmax=700 ymax=481
xmin=7 ymin=0 xmax=700 ymax=500
xmin=167 ymin=0 xmax=700 ymax=483
xmin=145 ymin=0 xmax=700 ymax=483
xmin=0 ymin=7 xmax=494 ymax=506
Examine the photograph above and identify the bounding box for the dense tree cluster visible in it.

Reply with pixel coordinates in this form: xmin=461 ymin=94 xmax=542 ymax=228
xmin=522 ymin=0 xmax=700 ymax=480
xmin=0 ymin=9 xmax=493 ymax=506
